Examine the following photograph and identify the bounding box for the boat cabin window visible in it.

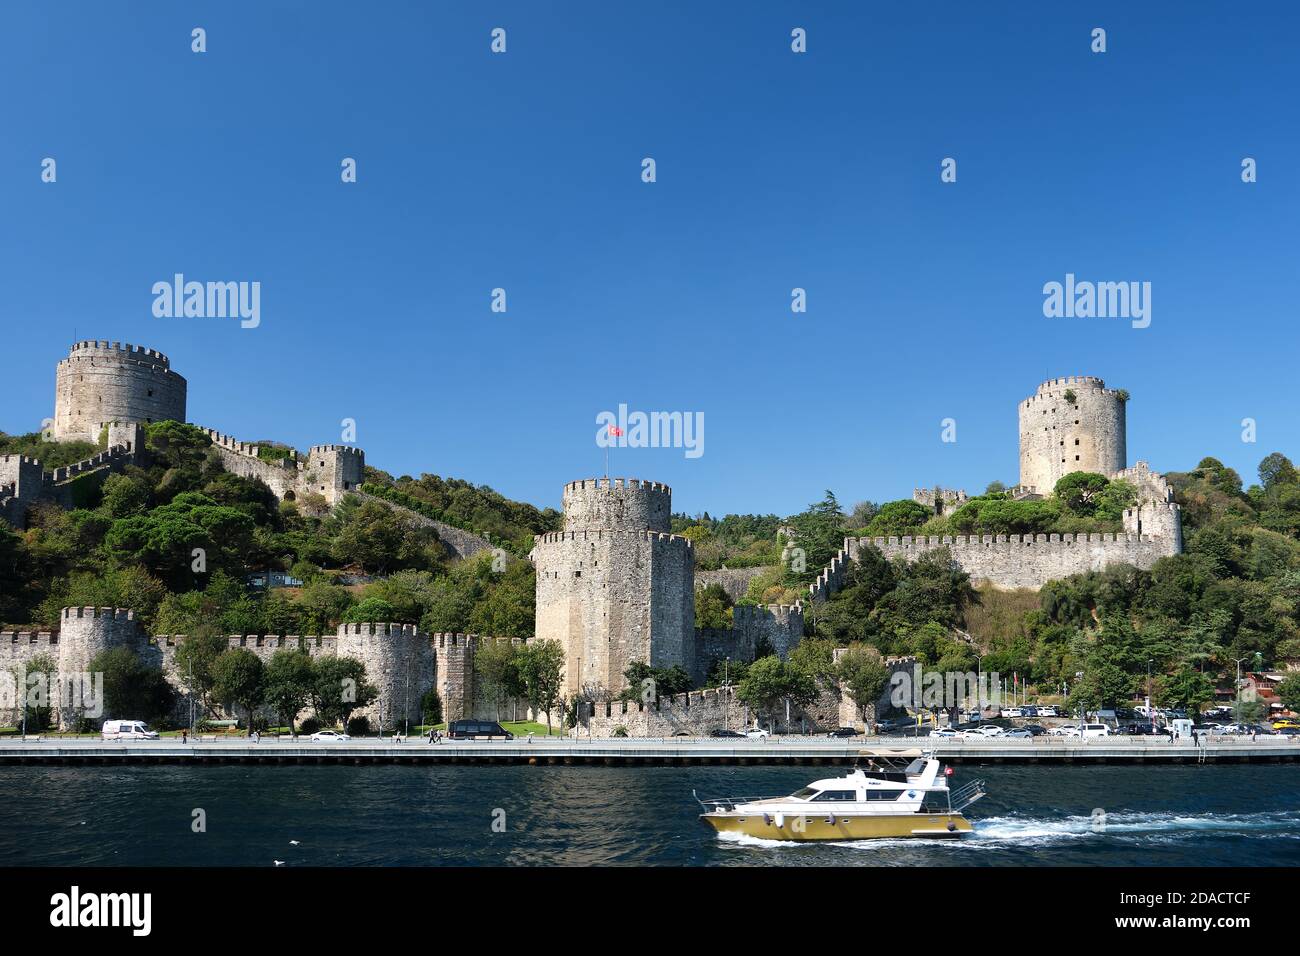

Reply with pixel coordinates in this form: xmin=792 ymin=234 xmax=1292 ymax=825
xmin=903 ymin=758 xmax=927 ymax=775
xmin=792 ymin=787 xmax=820 ymax=800
xmin=811 ymin=789 xmax=859 ymax=802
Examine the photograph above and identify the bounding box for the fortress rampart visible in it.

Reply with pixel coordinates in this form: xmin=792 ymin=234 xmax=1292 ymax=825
xmin=200 ymin=428 xmax=364 ymax=506
xmin=844 ymin=529 xmax=1179 ymax=591
xmin=1 ymin=609 xmax=521 ymax=731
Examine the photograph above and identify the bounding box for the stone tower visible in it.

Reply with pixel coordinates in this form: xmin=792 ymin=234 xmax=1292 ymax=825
xmin=52 ymin=341 xmax=187 ymax=442
xmin=533 ymin=478 xmax=695 ymax=698
xmin=1018 ymin=376 xmax=1126 ymax=494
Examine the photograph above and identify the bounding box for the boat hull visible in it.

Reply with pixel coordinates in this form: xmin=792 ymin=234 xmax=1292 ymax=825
xmin=702 ymin=811 xmax=973 ymax=841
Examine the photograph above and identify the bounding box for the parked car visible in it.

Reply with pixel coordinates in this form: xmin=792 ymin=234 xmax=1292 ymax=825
xmin=309 ymin=729 xmax=351 ymax=742
xmin=1272 ymin=720 xmax=1300 ymax=730
xmin=1002 ymin=728 xmax=1033 ymax=739
xmin=710 ymin=729 xmax=745 ymax=738
xmin=1121 ymin=723 xmax=1158 ymax=735
xmin=928 ymin=728 xmax=958 ymax=738
xmin=743 ymin=727 xmax=770 ymax=739
xmin=959 ymin=726 xmax=1004 ymax=738
xmin=1275 ymin=727 xmax=1300 ymax=737
xmin=447 ymin=720 xmax=514 ymax=740
xmin=101 ymin=720 xmax=159 ymax=740
xmin=1000 ymin=708 xmax=1023 ymax=719
xmin=1022 ymin=724 xmax=1049 ymax=736
xmin=826 ymin=727 xmax=859 ymax=738
xmin=1081 ymin=723 xmax=1111 ymax=738
xmin=1019 ymin=706 xmax=1039 ymax=717
xmin=1049 ymin=726 xmax=1080 ymax=737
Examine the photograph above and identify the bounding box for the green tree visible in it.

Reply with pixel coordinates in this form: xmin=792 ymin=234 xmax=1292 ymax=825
xmin=310 ymin=655 xmax=377 ymax=732
xmin=263 ymin=649 xmax=314 ymax=732
xmin=735 ymin=656 xmax=817 ymax=731
xmin=1259 ymin=452 xmax=1297 ymax=490
xmin=835 ymin=644 xmax=889 ymax=722
xmin=473 ymin=639 xmax=525 ymax=721
xmin=694 ymin=582 xmax=734 ymax=630
xmin=211 ymin=648 xmax=266 ymax=732
xmin=90 ymin=647 xmax=176 ymax=725
xmin=1055 ymin=472 xmax=1110 ymax=516
xmin=341 ymin=597 xmax=398 ymax=624
xmin=519 ymin=640 xmax=565 ymax=735
xmin=1275 ymin=674 xmax=1300 ymax=713
xmin=172 ymin=626 xmax=229 ymax=717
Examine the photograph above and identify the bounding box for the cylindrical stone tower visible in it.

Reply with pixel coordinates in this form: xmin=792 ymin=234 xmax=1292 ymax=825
xmin=335 ymin=622 xmax=432 ymax=731
xmin=1018 ymin=376 xmax=1126 ymax=493
xmin=533 ymin=478 xmax=694 ymax=698
xmin=52 ymin=340 xmax=187 ymax=441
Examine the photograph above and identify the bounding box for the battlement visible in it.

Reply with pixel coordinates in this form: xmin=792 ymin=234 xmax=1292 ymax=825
xmin=913 ymin=487 xmax=968 ymax=502
xmin=0 ymin=631 xmax=57 ymax=646
xmin=564 ymin=477 xmax=671 ymax=496
xmin=61 ymin=606 xmax=136 ymax=622
xmin=846 ymin=528 xmax=1179 ymax=590
xmin=337 ymin=622 xmax=420 ymax=639
xmin=309 ymin=444 xmax=363 ymax=458
xmin=1022 ymin=376 xmax=1127 ymax=407
xmin=67 ymin=340 xmax=171 ymax=368
xmin=432 ymin=632 xmax=524 ymax=650
xmin=202 ymin=427 xmax=287 ymax=462
xmin=533 ymin=529 xmax=693 ymax=549
xmin=0 ymin=455 xmax=41 ymax=467
xmin=49 ymin=445 xmax=134 ymax=483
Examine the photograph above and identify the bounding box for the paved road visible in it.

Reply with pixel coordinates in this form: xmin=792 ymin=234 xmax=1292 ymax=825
xmin=1 ymin=734 xmax=1296 ymax=763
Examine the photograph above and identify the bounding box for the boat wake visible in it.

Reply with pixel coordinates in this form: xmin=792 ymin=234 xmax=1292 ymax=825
xmin=715 ymin=810 xmax=1300 ymax=852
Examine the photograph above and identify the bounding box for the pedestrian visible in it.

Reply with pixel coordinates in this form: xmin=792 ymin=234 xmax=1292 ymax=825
xmin=428 ymin=727 xmax=435 ymax=744
xmin=182 ymin=730 xmax=187 ymax=744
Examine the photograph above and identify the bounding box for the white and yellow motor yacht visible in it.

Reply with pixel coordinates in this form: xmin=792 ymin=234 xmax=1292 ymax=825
xmin=696 ymin=749 xmax=986 ymax=842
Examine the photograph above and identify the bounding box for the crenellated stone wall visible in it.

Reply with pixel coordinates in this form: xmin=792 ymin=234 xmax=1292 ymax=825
xmin=844 ymin=531 xmax=1178 ymax=591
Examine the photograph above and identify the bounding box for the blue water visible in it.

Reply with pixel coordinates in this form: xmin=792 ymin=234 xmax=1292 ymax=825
xmin=1 ymin=764 xmax=1297 ymax=866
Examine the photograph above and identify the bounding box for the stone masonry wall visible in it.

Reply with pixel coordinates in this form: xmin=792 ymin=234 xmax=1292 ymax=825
xmin=53 ymin=341 xmax=186 ymax=442
xmin=846 ymin=532 xmax=1178 ymax=591
xmin=1019 ymin=376 xmax=1126 ymax=494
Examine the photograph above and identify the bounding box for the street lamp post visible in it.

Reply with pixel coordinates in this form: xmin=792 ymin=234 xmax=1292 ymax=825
xmin=1147 ymin=659 xmax=1153 ymax=733
xmin=975 ymin=655 xmax=982 ymax=725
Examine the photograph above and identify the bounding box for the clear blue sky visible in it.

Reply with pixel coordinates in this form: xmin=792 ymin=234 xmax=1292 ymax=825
xmin=2 ymin=1 xmax=1296 ymax=518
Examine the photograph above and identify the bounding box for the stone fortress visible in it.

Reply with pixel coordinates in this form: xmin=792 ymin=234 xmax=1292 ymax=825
xmin=0 ymin=346 xmax=1184 ymax=734
xmin=884 ymin=376 xmax=1184 ymax=590
xmin=0 ymin=608 xmax=521 ymax=731
xmin=1 ymin=341 xmax=365 ymax=527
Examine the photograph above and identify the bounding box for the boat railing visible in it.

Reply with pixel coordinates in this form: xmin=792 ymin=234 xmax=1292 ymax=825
xmin=693 ymin=791 xmax=781 ymax=812
xmin=948 ymin=778 xmax=987 ymax=812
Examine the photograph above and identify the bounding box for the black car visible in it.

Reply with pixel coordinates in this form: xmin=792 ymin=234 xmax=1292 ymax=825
xmin=446 ymin=720 xmax=514 ymax=739
xmin=826 ymin=727 xmax=859 ymax=738
xmin=710 ymin=729 xmax=745 ymax=738
xmin=1021 ymin=724 xmax=1049 ymax=736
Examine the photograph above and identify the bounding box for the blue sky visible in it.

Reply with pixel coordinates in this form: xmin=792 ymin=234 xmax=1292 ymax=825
xmin=2 ymin=1 xmax=1296 ymax=518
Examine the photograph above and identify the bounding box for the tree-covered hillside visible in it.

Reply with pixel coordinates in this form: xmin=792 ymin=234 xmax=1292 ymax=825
xmin=810 ymin=453 xmax=1300 ymax=716
xmin=0 ymin=422 xmax=537 ymax=638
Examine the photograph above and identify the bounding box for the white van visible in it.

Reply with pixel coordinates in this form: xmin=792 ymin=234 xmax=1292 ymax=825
xmin=101 ymin=720 xmax=159 ymax=740
xmin=1081 ymin=723 xmax=1110 ymax=738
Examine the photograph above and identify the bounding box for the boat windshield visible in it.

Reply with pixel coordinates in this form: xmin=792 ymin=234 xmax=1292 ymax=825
xmin=791 ymin=786 xmax=819 ymax=800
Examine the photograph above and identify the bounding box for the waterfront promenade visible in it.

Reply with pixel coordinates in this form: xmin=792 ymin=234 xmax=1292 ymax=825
xmin=1 ymin=735 xmax=1296 ymax=765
